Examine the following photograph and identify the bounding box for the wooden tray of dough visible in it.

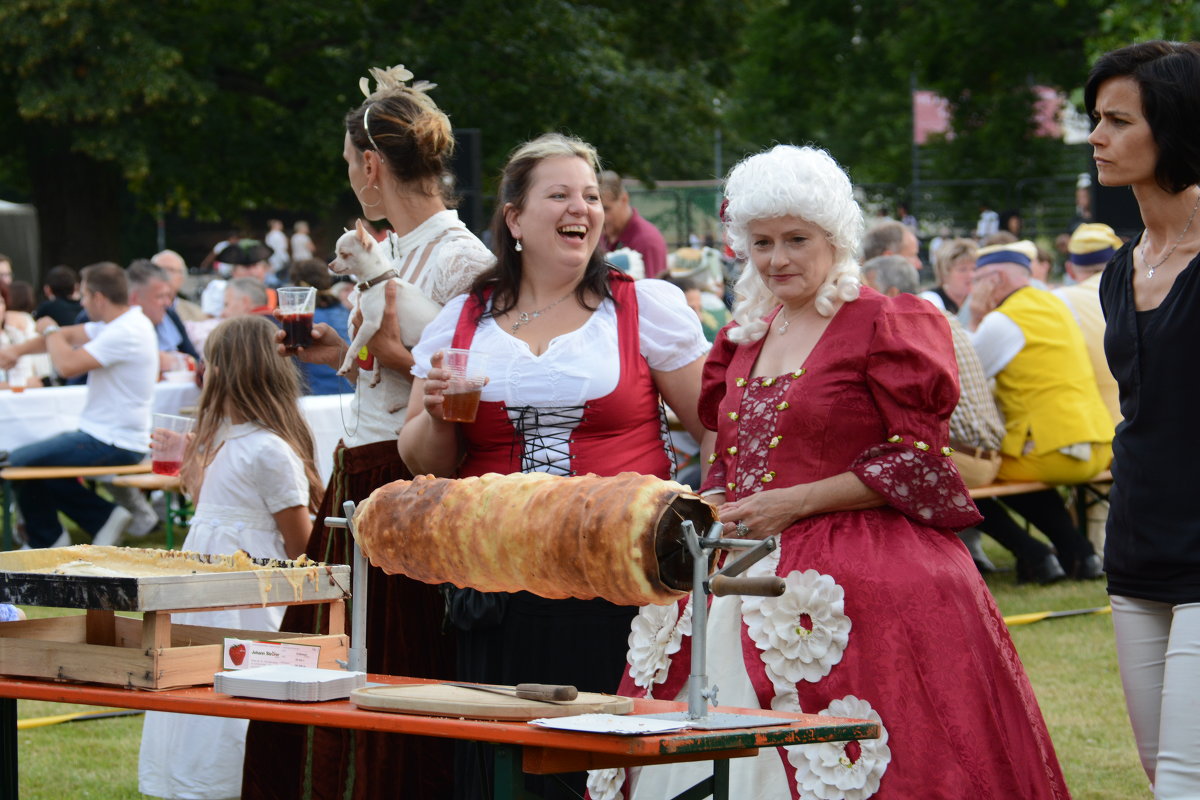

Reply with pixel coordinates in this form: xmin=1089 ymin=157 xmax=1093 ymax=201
xmin=0 ymin=545 xmax=350 ymax=611
xmin=352 ymin=683 xmax=635 ymax=721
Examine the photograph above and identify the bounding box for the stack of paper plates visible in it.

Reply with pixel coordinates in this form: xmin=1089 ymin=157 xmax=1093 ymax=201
xmin=214 ymin=665 xmax=365 ymax=702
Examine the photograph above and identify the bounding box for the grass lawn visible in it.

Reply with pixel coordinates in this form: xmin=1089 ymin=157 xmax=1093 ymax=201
xmin=981 ymin=553 xmax=1146 ymax=799
xmin=7 ymin=533 xmax=1147 ymax=798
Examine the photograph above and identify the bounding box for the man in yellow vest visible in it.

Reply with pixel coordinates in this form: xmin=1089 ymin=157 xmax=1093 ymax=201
xmin=966 ymin=242 xmax=1113 ymax=581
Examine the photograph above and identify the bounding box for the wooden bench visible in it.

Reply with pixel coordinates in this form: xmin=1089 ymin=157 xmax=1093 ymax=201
xmin=969 ymin=470 xmax=1113 ymax=539
xmin=969 ymin=470 xmax=1112 ymax=500
xmin=110 ymin=473 xmax=188 ymax=550
xmin=0 ymin=463 xmax=152 ymax=551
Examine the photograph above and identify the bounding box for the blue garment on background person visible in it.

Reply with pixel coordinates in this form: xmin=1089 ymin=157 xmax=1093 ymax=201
xmin=296 ymin=303 xmax=352 ymax=395
xmin=0 ymin=604 xmax=21 ymax=622
xmin=157 ymin=305 xmax=200 ymax=361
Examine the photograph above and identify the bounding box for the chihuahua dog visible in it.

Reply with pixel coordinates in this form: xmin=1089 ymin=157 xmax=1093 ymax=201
xmin=329 ymin=220 xmax=440 ymax=389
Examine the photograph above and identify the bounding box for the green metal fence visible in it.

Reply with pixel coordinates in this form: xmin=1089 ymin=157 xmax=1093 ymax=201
xmin=630 ymin=174 xmax=1086 ymax=255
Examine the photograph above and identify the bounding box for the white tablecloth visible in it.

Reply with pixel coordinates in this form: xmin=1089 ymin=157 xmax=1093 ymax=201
xmin=0 ymin=382 xmax=202 ymax=454
xmin=0 ymin=385 xmax=357 ymax=485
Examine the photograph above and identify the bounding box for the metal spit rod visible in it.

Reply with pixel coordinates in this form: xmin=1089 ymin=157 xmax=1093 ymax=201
xmin=682 ymin=520 xmax=713 ymax=718
xmin=680 ymin=520 xmax=784 ymax=720
xmin=324 ymin=500 xmax=367 ymax=674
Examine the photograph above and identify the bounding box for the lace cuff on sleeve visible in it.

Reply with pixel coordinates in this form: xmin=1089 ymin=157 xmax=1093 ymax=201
xmin=851 ymin=442 xmax=982 ymax=529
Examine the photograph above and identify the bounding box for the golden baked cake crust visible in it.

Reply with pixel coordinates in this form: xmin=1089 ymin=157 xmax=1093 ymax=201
xmin=353 ymin=472 xmax=713 ymax=605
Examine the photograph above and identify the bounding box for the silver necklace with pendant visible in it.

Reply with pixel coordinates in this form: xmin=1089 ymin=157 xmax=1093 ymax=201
xmin=1142 ymin=192 xmax=1200 ymax=279
xmin=510 ymin=291 xmax=573 ymax=333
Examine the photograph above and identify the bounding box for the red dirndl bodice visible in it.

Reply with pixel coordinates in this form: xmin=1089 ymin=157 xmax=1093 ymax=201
xmin=451 ymin=273 xmax=670 ymax=480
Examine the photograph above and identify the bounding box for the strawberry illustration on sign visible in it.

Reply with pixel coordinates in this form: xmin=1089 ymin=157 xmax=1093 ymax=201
xmin=229 ymin=643 xmax=247 ymax=666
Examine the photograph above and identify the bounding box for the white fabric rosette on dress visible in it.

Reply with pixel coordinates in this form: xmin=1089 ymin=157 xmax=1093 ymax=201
xmin=787 ymin=695 xmax=891 ymax=800
xmin=742 ymin=553 xmax=852 ymax=694
xmin=625 ymin=597 xmax=693 ymax=695
xmin=586 ymin=767 xmax=625 ymax=800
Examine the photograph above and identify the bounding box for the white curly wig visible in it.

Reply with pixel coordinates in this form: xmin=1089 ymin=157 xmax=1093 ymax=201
xmin=724 ymin=145 xmax=864 ymax=343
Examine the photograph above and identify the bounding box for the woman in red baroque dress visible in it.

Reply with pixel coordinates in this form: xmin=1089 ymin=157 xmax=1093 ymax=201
xmin=590 ymin=145 xmax=1071 ymax=800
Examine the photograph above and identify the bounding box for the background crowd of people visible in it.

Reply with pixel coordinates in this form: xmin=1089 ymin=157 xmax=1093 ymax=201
xmin=2 ymin=38 xmax=1199 ymax=800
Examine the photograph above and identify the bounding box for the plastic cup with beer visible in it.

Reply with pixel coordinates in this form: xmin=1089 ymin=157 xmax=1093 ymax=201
xmin=151 ymin=413 xmax=195 ymax=476
xmin=277 ymin=286 xmax=317 ymax=351
xmin=441 ymin=348 xmax=488 ymax=423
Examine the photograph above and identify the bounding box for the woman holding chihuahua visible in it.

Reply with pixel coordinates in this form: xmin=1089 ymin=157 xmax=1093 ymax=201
xmin=245 ymin=65 xmax=492 ymax=800
xmin=140 ymin=315 xmax=321 ymax=800
xmin=399 ymin=132 xmax=708 ymax=800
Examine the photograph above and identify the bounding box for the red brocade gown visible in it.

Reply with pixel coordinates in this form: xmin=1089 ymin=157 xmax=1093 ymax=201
xmin=593 ymin=290 xmax=1071 ymax=800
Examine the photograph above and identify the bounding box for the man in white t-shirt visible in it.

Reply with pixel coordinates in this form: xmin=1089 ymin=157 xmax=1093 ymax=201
xmin=0 ymin=262 xmax=159 ymax=548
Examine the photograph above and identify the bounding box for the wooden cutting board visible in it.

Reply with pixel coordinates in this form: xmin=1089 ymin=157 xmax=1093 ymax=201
xmin=351 ymin=683 xmax=634 ymax=720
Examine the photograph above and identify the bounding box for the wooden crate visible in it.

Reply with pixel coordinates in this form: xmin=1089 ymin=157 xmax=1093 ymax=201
xmin=0 ymin=605 xmax=348 ymax=690
xmin=0 ymin=546 xmax=352 ymax=688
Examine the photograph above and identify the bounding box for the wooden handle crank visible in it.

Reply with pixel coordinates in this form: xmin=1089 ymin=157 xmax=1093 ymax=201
xmin=708 ymin=575 xmax=786 ymax=597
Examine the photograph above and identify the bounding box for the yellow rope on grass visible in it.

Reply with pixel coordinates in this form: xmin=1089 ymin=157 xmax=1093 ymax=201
xmin=18 ymin=708 xmax=142 ymax=729
xmin=1004 ymin=605 xmax=1112 ymax=626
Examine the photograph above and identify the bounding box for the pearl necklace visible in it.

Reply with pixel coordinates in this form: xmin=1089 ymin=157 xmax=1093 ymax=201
xmin=510 ymin=291 xmax=574 ymax=333
xmin=1141 ymin=192 xmax=1200 ymax=279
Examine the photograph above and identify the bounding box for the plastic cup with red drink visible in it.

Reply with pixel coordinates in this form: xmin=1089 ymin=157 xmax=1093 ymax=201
xmin=151 ymin=413 xmax=195 ymax=476
xmin=277 ymin=286 xmax=317 ymax=351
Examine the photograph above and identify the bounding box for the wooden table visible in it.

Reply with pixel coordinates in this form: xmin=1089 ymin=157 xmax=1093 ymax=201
xmin=0 ymin=674 xmax=879 ymax=800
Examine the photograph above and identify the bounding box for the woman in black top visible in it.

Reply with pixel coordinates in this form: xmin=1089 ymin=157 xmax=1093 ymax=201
xmin=1089 ymin=40 xmax=1200 ymax=797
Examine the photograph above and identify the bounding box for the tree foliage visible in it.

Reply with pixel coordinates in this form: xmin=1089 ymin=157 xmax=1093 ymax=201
xmin=0 ymin=0 xmax=1194 ymax=269
xmin=1092 ymin=0 xmax=1200 ymax=58
xmin=404 ymin=0 xmax=737 ymax=182
xmin=0 ymin=0 xmax=368 ymax=265
xmin=0 ymin=0 xmax=747 ymax=268
xmin=729 ymin=0 xmax=1112 ymax=193
xmin=727 ymin=1 xmax=914 ymax=185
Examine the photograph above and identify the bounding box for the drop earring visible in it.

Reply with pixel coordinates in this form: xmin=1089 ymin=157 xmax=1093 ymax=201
xmin=514 ymin=239 xmax=523 ymax=252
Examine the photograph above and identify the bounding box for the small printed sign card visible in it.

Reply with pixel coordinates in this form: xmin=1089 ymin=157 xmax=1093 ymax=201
xmin=222 ymin=637 xmax=320 ymax=670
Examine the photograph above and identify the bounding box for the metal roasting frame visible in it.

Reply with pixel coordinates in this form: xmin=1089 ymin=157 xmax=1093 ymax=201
xmin=648 ymin=520 xmax=787 ymax=731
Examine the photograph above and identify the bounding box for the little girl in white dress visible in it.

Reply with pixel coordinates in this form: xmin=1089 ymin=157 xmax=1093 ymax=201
xmin=139 ymin=315 xmax=322 ymax=800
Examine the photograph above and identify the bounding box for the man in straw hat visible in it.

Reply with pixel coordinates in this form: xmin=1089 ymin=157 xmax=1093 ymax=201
xmin=1054 ymin=223 xmax=1125 ymax=426
xmin=966 ymin=241 xmax=1113 ymax=581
